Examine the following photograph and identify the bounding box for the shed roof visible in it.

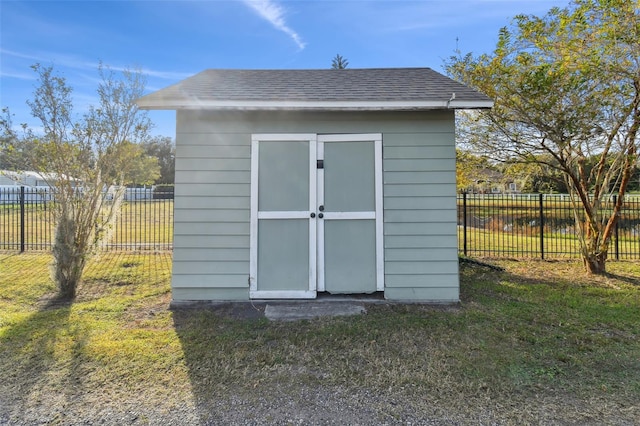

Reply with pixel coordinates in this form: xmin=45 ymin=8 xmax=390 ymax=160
xmin=136 ymin=68 xmax=492 ymax=111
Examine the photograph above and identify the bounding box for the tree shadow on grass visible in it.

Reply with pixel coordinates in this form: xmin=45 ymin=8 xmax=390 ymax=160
xmin=0 ymin=296 xmax=91 ymax=425
xmin=171 ymin=304 xmax=279 ymax=424
xmin=603 ymin=272 xmax=640 ymax=286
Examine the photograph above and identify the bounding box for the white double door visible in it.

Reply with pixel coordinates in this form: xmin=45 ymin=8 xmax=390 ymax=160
xmin=249 ymin=133 xmax=383 ymax=299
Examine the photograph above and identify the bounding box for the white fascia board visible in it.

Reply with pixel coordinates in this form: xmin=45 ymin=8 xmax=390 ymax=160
xmin=136 ymin=99 xmax=494 ymax=110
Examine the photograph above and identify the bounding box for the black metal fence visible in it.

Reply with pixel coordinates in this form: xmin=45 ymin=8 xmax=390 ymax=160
xmin=1 ymin=186 xmax=173 ymax=251
xmin=458 ymin=193 xmax=640 ymax=259
xmin=4 ymin=186 xmax=640 ymax=259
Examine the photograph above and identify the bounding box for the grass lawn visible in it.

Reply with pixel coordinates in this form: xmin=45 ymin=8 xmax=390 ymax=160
xmin=0 ymin=200 xmax=173 ymax=250
xmin=1 ymin=252 xmax=639 ymax=424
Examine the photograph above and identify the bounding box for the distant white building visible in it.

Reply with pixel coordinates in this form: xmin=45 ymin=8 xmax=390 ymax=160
xmin=0 ymin=170 xmax=78 ymax=188
xmin=0 ymin=171 xmax=81 ymax=204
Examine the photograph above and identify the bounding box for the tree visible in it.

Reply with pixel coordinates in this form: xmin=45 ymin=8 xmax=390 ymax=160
xmin=0 ymin=122 xmax=37 ymax=170
xmin=331 ymin=54 xmax=349 ymax=69
xmin=456 ymin=149 xmax=498 ymax=193
xmin=502 ymin=157 xmax=568 ymax=193
xmin=447 ymin=0 xmax=640 ymax=274
xmin=0 ymin=64 xmax=156 ymax=298
xmin=142 ymin=136 xmax=175 ymax=184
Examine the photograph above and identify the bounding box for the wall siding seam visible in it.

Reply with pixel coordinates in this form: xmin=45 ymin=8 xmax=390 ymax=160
xmin=174 ymin=234 xmax=249 ymax=237
xmin=383 ymin=221 xmax=456 ymax=224
xmin=180 ymin=157 xmax=250 ymax=160
xmin=179 ymin=143 xmax=250 ymax=146
xmin=384 ymin=246 xmax=459 ymax=249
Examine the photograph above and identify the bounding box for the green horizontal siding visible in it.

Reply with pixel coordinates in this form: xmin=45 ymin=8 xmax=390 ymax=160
xmin=383 ymin=128 xmax=459 ymax=298
xmin=384 ymin=287 xmax=459 ymax=302
xmin=173 ymin=275 xmax=248 ymax=287
xmin=382 ymin=133 xmax=453 ymax=146
xmin=384 ymin=196 xmax=457 ymax=210
xmin=384 ymin=222 xmax=457 ymax=236
xmin=173 ymin=234 xmax=249 ymax=249
xmin=385 ymin=274 xmax=460 ymax=287
xmin=174 ymin=222 xmax=249 ymax=236
xmin=385 ymin=235 xmax=458 ymax=249
xmin=173 ymin=261 xmax=249 ymax=275
xmin=173 ymin=248 xmax=249 ymax=262
xmin=384 ymin=171 xmax=454 ymax=184
xmin=384 ymin=147 xmax=456 ymax=160
xmin=174 ymin=196 xmax=249 ymax=209
xmin=177 ymin=110 xmax=455 ymax=134
xmin=384 ymin=158 xmax=455 ymax=171
xmin=176 ymin=183 xmax=250 ymax=197
xmin=384 ymin=184 xmax=456 ymax=197
xmin=176 ymin=158 xmax=250 ymax=171
xmin=172 ymin=109 xmax=459 ymax=303
xmin=174 ymin=209 xmax=249 ymax=222
xmin=172 ymin=288 xmax=249 ymax=301
xmin=180 ymin=145 xmax=251 ymax=159
xmin=385 ymin=261 xmax=459 ymax=275
xmin=175 ymin=171 xmax=250 ymax=184
xmin=385 ymin=247 xmax=459 ymax=262
xmin=383 ymin=209 xmax=453 ymax=223
xmin=175 ymin=132 xmax=251 ymax=146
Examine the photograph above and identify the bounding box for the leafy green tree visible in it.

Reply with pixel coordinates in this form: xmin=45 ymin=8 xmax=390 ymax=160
xmin=110 ymin=140 xmax=160 ymax=185
xmin=331 ymin=54 xmax=349 ymax=69
xmin=502 ymin=157 xmax=568 ymax=193
xmin=142 ymin=136 xmax=175 ymax=184
xmin=456 ymin=149 xmax=498 ymax=192
xmin=0 ymin=64 xmax=156 ymax=298
xmin=447 ymin=0 xmax=640 ymax=274
xmin=0 ymin=116 xmax=36 ymax=170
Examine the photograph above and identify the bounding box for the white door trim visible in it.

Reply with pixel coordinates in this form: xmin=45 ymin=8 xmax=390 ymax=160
xmin=374 ymin=136 xmax=384 ymax=291
xmin=250 ymin=133 xmax=384 ymax=298
xmin=317 ymin=133 xmax=385 ymax=292
xmin=249 ymin=133 xmax=317 ymax=299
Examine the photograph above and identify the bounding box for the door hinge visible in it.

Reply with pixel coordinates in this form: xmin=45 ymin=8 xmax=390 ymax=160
xmin=317 ymin=159 xmax=324 ymax=169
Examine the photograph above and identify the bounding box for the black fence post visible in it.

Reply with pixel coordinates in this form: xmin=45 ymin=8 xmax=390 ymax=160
xmin=20 ymin=186 xmax=25 ymax=253
xmin=613 ymin=194 xmax=619 ymax=260
xmin=463 ymin=192 xmax=468 ymax=256
xmin=539 ymin=193 xmax=544 ymax=260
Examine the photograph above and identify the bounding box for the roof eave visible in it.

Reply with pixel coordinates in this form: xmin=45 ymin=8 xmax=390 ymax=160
xmin=136 ymin=99 xmax=494 ymax=111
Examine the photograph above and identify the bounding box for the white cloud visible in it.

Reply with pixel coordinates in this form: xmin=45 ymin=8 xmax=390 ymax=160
xmin=242 ymin=0 xmax=306 ymax=50
xmin=0 ymin=70 xmax=35 ymax=80
xmin=363 ymin=0 xmax=559 ymax=34
xmin=1 ymin=48 xmax=191 ymax=82
xmin=110 ymin=66 xmax=193 ymax=81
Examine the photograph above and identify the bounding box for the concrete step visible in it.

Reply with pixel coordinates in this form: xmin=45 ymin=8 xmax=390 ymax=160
xmin=264 ymin=302 xmax=366 ymax=321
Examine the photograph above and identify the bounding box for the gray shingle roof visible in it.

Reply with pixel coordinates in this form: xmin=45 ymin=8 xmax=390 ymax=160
xmin=136 ymin=68 xmax=492 ymax=110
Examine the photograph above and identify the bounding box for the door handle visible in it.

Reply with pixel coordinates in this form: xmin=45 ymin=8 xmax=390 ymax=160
xmin=310 ymin=212 xmax=316 ymax=218
xmin=318 ymin=213 xmax=324 ymax=219
xmin=319 ymin=205 xmax=325 ymax=211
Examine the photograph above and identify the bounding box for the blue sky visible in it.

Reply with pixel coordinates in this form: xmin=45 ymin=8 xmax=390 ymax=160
xmin=1 ymin=0 xmax=565 ymax=138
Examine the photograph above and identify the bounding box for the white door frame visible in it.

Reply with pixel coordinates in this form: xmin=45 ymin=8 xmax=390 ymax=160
xmin=317 ymin=134 xmax=384 ymax=292
xmin=249 ymin=134 xmax=317 ymax=299
xmin=249 ymin=133 xmax=384 ymax=298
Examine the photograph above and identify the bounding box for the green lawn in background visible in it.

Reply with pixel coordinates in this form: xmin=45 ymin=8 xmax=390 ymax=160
xmin=0 ymin=200 xmax=173 ymax=249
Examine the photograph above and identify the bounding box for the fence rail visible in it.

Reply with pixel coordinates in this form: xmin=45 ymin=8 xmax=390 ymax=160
xmin=1 ymin=186 xmax=173 ymax=251
xmin=3 ymin=187 xmax=640 ymax=259
xmin=458 ymin=193 xmax=640 ymax=260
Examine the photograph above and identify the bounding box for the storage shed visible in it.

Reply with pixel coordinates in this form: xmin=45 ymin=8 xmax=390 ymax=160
xmin=137 ymin=68 xmax=492 ymax=302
